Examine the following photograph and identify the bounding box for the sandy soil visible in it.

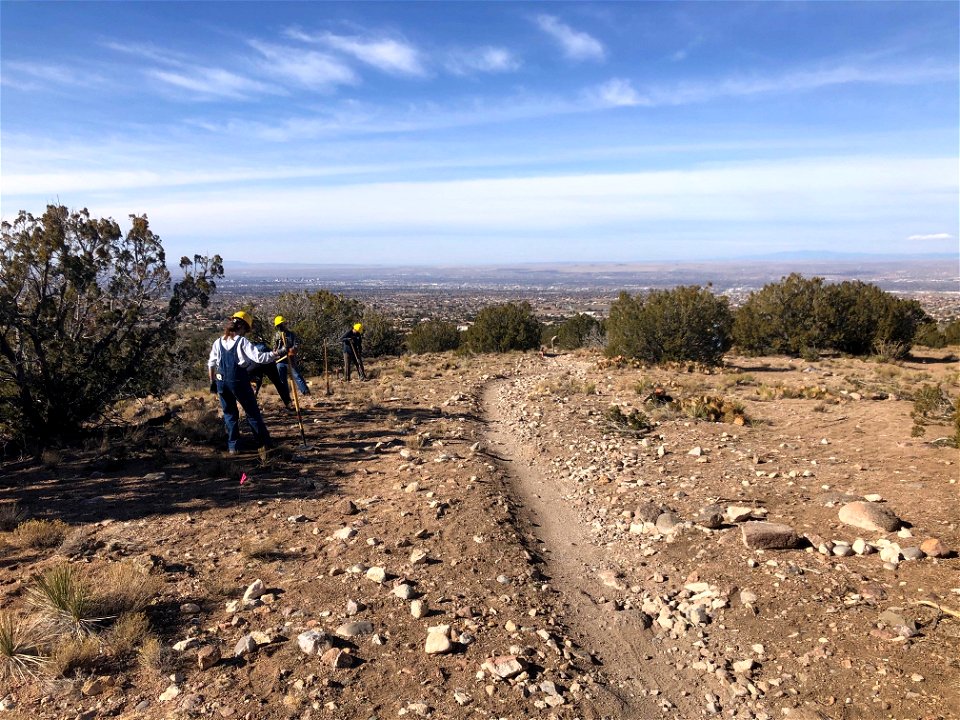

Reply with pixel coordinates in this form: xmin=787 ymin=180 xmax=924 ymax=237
xmin=1 ymin=348 xmax=957 ymax=720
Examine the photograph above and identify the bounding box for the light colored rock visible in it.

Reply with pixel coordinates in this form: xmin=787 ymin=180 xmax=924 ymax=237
xmin=81 ymin=676 xmax=108 ymax=697
xmin=332 ymin=526 xmax=357 ymax=541
xmin=424 ymin=625 xmax=453 ymax=655
xmin=900 ymin=547 xmax=924 ymax=561
xmin=838 ymin=501 xmax=901 ymax=533
xmin=598 ymin=569 xmax=626 ymax=591
xmin=832 ymin=542 xmax=853 ymax=557
xmin=234 ymin=634 xmax=257 ymax=657
xmin=297 ymin=630 xmax=329 ymax=655
xmin=159 ymin=684 xmax=181 ymax=703
xmin=321 ymin=647 xmax=354 ymax=668
xmin=242 ymin=579 xmax=265 ymax=606
xmin=879 ymin=544 xmax=901 ymax=564
xmin=741 ymin=522 xmax=800 ymax=550
xmin=688 ymin=446 xmax=703 ymax=457
xmin=411 ymin=599 xmax=427 ymax=619
xmin=409 ymin=549 xmax=429 ymax=566
xmin=725 ymin=506 xmax=756 ymax=523
xmin=732 ymin=659 xmax=755 ymax=675
xmin=335 ymin=621 xmax=374 ymax=638
xmin=366 ymin=566 xmax=387 ymax=583
xmin=482 ymin=655 xmax=526 ymax=680
xmin=655 ymin=512 xmax=682 ymax=533
xmin=180 ymin=603 xmax=201 ymax=615
xmin=393 ymin=583 xmax=415 ymax=600
xmin=852 ymin=538 xmax=875 ymax=555
xmin=173 ymin=637 xmax=200 ymax=652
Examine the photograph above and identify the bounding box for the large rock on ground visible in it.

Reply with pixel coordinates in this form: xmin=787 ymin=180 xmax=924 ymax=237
xmin=741 ymin=521 xmax=800 ymax=550
xmin=838 ymin=501 xmax=901 ymax=533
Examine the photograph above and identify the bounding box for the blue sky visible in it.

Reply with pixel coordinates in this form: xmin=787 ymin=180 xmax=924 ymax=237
xmin=2 ymin=1 xmax=957 ymax=264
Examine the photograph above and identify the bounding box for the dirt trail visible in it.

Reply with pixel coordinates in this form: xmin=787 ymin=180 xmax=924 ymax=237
xmin=483 ymin=371 xmax=702 ymax=719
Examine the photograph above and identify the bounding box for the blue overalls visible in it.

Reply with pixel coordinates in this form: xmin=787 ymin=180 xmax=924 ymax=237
xmin=216 ymin=338 xmax=271 ymax=452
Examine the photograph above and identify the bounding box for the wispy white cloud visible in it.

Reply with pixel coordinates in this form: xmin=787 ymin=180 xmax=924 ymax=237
xmin=535 ymin=15 xmax=606 ymax=62
xmin=288 ymin=29 xmax=425 ymax=76
xmin=907 ymin=233 xmax=953 ymax=241
xmin=147 ymin=67 xmax=276 ymax=100
xmin=248 ymin=40 xmax=357 ymax=90
xmin=591 ymin=78 xmax=641 ymax=107
xmin=0 ymin=61 xmax=106 ymax=91
xmin=445 ymin=47 xmax=521 ymax=75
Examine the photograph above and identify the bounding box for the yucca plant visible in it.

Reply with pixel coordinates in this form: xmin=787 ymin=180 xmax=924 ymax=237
xmin=0 ymin=611 xmax=49 ymax=681
xmin=28 ymin=564 xmax=103 ymax=636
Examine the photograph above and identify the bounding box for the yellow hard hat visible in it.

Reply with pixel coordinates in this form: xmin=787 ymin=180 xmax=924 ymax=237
xmin=353 ymin=322 xmax=363 ymax=332
xmin=274 ymin=315 xmax=285 ymax=327
xmin=232 ymin=311 xmax=253 ymax=328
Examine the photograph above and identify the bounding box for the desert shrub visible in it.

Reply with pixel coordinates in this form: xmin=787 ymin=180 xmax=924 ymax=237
xmin=138 ymin=635 xmax=176 ymax=678
xmin=0 ymin=611 xmax=49 ymax=680
xmin=240 ymin=536 xmax=283 ymax=560
xmin=543 ymin=314 xmax=604 ymax=350
xmin=733 ymin=274 xmax=832 ymax=356
xmin=15 ymin=519 xmax=67 ymax=549
xmin=362 ymin=308 xmax=404 ymax=357
xmin=28 ymin=563 xmax=99 ymax=636
xmin=945 ymin=319 xmax=960 ymax=346
xmin=407 ymin=320 xmax=461 ymax=354
xmin=606 ymin=286 xmax=732 ymax=365
xmin=0 ymin=205 xmax=222 ymax=449
xmin=0 ymin=502 xmax=25 ymax=532
xmin=913 ymin=322 xmax=946 ymax=349
xmin=463 ymin=302 xmax=541 ymax=353
xmin=734 ymin=275 xmax=928 ymax=359
xmin=677 ymin=395 xmax=748 ymax=425
xmin=605 ymin=405 xmax=652 ymax=433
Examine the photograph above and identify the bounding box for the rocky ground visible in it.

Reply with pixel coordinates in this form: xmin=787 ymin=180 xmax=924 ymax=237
xmin=0 ymin=348 xmax=957 ymax=720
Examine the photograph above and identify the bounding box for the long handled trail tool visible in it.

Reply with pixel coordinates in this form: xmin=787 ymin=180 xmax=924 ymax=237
xmin=348 ymin=339 xmax=366 ymax=381
xmin=280 ymin=336 xmax=310 ymax=450
xmin=323 ymin=345 xmax=332 ymax=396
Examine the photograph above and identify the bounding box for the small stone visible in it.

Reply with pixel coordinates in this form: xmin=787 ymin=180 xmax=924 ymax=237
xmin=453 ymin=691 xmax=471 ymax=706
xmin=321 ymin=647 xmax=354 ymax=669
xmin=242 ymin=579 xmax=265 ymax=603
xmin=159 ymin=684 xmax=181 ymax=703
xmin=741 ymin=522 xmax=800 ymax=550
xmin=297 ymin=630 xmax=329 ymax=655
xmin=732 ymin=659 xmax=755 ymax=675
xmin=838 ymin=501 xmax=901 ymax=533
xmin=409 ymin=548 xmax=429 ymax=566
xmin=393 ymin=583 xmax=415 ymax=600
xmin=688 ymin=446 xmax=703 ymax=457
xmin=879 ymin=545 xmax=901 ymax=564
xmin=725 ymin=505 xmax=756 ymax=523
xmin=900 ymin=547 xmax=924 ymax=561
xmin=424 ymin=625 xmax=453 ymax=655
xmin=411 ymin=599 xmax=427 ymax=619
xmin=920 ymin=538 xmax=950 ymax=558
xmin=332 ymin=526 xmax=357 ymax=541
xmin=197 ymin=645 xmax=221 ymax=670
xmin=337 ymin=499 xmax=357 ymax=515
xmin=173 ymin=637 xmax=200 ymax=652
xmin=335 ymin=621 xmax=374 ymax=638
xmin=234 ymin=634 xmax=257 ymax=657
xmin=832 ymin=543 xmax=853 ymax=557
xmin=687 ymin=605 xmax=710 ymax=625
xmin=346 ymin=599 xmax=361 ymax=615
xmin=655 ymin=512 xmax=682 ymax=533
xmin=81 ymin=676 xmax=108 ymax=697
xmin=598 ymin=569 xmax=626 ymax=591
xmin=249 ymin=631 xmax=272 ymax=646
xmin=180 ymin=603 xmax=201 ymax=615
xmin=852 ymin=538 xmax=874 ymax=555
xmin=366 ymin=566 xmax=387 ymax=584
xmin=694 ymin=505 xmax=724 ymax=529
xmin=481 ymin=655 xmax=526 ymax=679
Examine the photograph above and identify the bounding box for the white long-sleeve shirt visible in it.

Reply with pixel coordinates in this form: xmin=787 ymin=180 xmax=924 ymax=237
xmin=208 ymin=335 xmax=279 ymax=371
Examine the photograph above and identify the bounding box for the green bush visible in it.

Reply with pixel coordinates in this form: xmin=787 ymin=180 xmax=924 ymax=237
xmin=542 ymin=314 xmax=604 ymax=350
xmin=734 ymin=274 xmax=928 ymax=359
xmin=606 ymin=286 xmax=732 ymax=365
xmin=915 ymin=318 xmax=960 ymax=348
xmin=463 ymin=302 xmax=541 ymax=353
xmin=407 ymin=320 xmax=461 ymax=354
xmin=0 ymin=205 xmax=221 ymax=447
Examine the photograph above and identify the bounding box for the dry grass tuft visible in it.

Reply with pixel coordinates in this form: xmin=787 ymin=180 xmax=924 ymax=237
xmin=15 ymin=519 xmax=68 ymax=549
xmin=95 ymin=562 xmax=163 ymax=617
xmin=48 ymin=635 xmax=101 ymax=677
xmin=107 ymin=612 xmax=151 ymax=658
xmin=0 ymin=611 xmax=49 ymax=681
xmin=137 ymin=635 xmax=176 ymax=679
xmin=241 ymin=536 xmax=282 ymax=560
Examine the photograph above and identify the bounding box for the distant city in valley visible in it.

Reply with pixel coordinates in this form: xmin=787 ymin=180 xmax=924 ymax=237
xmin=206 ymin=256 xmax=959 ymax=326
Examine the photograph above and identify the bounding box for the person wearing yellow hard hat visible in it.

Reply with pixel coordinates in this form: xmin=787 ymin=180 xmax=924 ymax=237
xmin=273 ymin=315 xmax=310 ymax=397
xmin=341 ymin=322 xmax=366 ymax=381
xmin=207 ymin=311 xmax=291 ymax=454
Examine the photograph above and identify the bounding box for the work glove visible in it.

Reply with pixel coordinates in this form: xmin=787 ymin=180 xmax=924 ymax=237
xmin=209 ymin=380 xmax=217 ymax=394
xmin=286 ymin=347 xmax=297 ymax=358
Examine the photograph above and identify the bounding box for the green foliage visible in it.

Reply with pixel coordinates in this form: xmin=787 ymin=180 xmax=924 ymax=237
xmin=914 ymin=318 xmax=960 ymax=349
xmin=605 ymin=405 xmax=651 ymax=434
xmin=543 ymin=313 xmax=604 ymax=350
xmin=28 ymin=564 xmax=100 ymax=637
xmin=407 ymin=319 xmax=461 ymax=354
xmin=606 ymin=286 xmax=732 ymax=365
xmin=463 ymin=302 xmax=542 ymax=353
xmin=0 ymin=612 xmax=48 ymax=680
xmin=909 ymin=383 xmax=954 ymax=440
xmin=733 ymin=274 xmax=928 ymax=359
xmin=362 ymin=307 xmax=404 ymax=357
xmin=0 ymin=205 xmax=222 ymax=447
